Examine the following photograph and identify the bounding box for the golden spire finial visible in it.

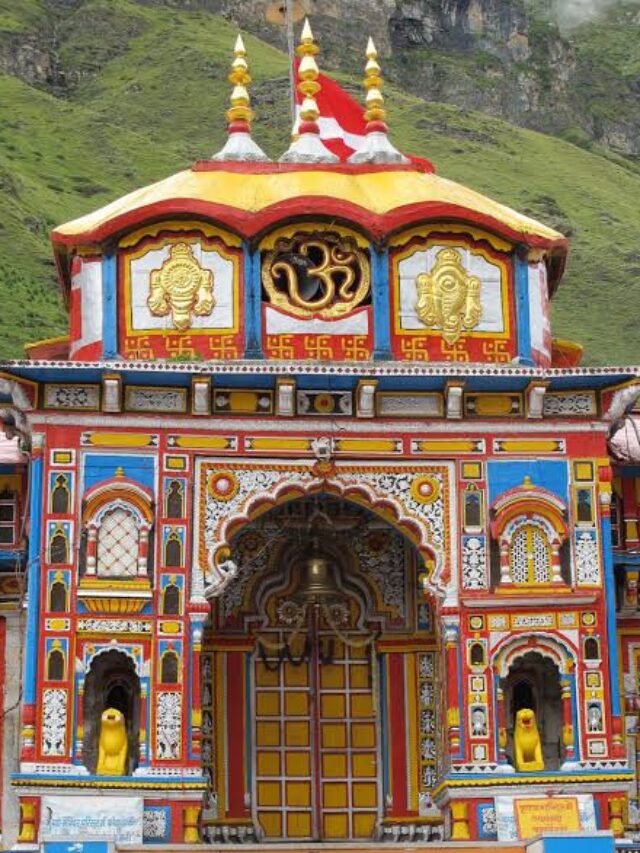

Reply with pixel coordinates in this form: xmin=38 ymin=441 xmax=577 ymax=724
xmin=296 ymin=18 xmax=321 ymax=126
xmin=226 ymin=33 xmax=253 ymax=129
xmin=348 ymin=35 xmax=408 ymax=164
xmin=280 ymin=18 xmax=338 ymax=163
xmin=212 ymin=33 xmax=268 ymax=162
xmin=363 ymin=37 xmax=386 ymax=127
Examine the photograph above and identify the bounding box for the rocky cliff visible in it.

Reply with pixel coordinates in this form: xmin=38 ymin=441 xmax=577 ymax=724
xmin=211 ymin=0 xmax=640 ymax=158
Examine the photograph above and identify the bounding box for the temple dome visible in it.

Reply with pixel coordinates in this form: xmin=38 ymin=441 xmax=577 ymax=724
xmin=51 ymin=161 xmax=567 ymax=291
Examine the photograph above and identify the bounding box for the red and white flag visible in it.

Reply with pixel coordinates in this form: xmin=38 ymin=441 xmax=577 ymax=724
xmin=293 ymin=60 xmax=434 ymax=171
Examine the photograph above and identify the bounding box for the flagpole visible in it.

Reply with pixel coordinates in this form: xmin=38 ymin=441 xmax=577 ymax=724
xmin=285 ymin=0 xmax=296 ymax=125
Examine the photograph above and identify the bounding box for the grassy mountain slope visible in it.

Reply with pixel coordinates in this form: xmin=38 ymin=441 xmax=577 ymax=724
xmin=0 ymin=0 xmax=638 ymax=364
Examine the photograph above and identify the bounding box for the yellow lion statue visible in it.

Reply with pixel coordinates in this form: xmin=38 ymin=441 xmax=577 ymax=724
xmin=96 ymin=708 xmax=128 ymax=776
xmin=514 ymin=708 xmax=544 ymax=771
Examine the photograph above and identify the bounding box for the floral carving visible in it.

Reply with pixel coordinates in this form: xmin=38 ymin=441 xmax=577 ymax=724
xmin=42 ymin=688 xmax=67 ymax=756
xmin=155 ymin=692 xmax=182 ymax=760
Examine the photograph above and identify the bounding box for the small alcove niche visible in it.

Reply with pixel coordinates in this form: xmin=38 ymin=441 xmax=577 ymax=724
xmin=82 ymin=649 xmax=140 ymax=775
xmin=503 ymin=650 xmax=563 ymax=770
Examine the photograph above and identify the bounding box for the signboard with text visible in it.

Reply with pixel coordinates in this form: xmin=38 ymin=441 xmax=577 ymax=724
xmin=40 ymin=796 xmax=143 ymax=844
xmin=495 ymin=794 xmax=597 ymax=841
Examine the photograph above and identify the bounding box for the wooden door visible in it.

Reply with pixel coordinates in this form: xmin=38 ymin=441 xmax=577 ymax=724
xmin=253 ymin=613 xmax=380 ymax=840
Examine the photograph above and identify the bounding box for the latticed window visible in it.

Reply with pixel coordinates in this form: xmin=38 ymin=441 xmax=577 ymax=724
xmin=509 ymin=524 xmax=551 ymax=584
xmin=96 ymin=507 xmax=139 ymax=577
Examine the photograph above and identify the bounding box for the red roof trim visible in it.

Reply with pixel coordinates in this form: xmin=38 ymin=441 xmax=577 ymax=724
xmin=190 ymin=160 xmax=434 ymax=175
xmin=51 ymin=196 xmax=568 ymax=253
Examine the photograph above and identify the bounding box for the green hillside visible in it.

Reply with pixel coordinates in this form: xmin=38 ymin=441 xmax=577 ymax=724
xmin=0 ymin=0 xmax=638 ymax=364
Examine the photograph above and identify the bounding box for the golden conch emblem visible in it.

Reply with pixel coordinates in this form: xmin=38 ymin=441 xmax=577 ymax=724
xmin=148 ymin=242 xmax=214 ymax=331
xmin=415 ymin=247 xmax=482 ymax=344
xmin=262 ymin=232 xmax=370 ymax=320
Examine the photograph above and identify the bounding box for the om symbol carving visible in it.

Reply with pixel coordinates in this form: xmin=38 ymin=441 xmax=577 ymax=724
xmin=148 ymin=242 xmax=214 ymax=330
xmin=415 ymin=247 xmax=482 ymax=344
xmin=262 ymin=232 xmax=370 ymax=319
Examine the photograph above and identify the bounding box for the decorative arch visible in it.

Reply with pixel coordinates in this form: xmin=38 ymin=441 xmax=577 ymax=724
xmin=492 ymin=631 xmax=576 ymax=679
xmin=491 ymin=477 xmax=567 ymax=541
xmin=82 ymin=476 xmax=153 ymax=580
xmin=490 ymin=477 xmax=568 ymax=586
xmin=85 ymin=643 xmax=142 ymax=677
xmin=83 ymin=477 xmax=153 ymax=525
xmin=203 ymin=469 xmax=445 ymax=599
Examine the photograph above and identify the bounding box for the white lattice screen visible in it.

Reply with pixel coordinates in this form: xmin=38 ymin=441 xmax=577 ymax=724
xmin=97 ymin=507 xmax=139 ymax=577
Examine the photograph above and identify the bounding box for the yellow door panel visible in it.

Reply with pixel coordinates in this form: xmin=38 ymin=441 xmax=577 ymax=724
xmin=323 ymin=812 xmax=349 ymax=839
xmin=257 ymin=751 xmax=281 ymax=776
xmin=321 ymin=722 xmax=346 ymax=748
xmin=258 ymin=812 xmax=282 ymax=838
xmin=286 ymin=811 xmax=312 ymax=837
xmin=285 ymin=751 xmax=311 ymax=776
xmin=285 ymin=720 xmax=310 ymax=747
xmin=320 ymin=664 xmax=345 ymax=689
xmin=255 ymin=664 xmax=279 ymax=687
xmin=256 ymin=692 xmax=280 ymax=716
xmin=349 ymin=664 xmax=369 ymax=688
xmin=351 ymin=722 xmax=375 ymax=748
xmin=350 ymin=644 xmax=368 ymax=659
xmin=350 ymin=693 xmax=374 ymax=717
xmin=284 ymin=662 xmax=309 ymax=687
xmin=256 ymin=721 xmax=280 ymax=747
xmin=352 ymin=753 xmax=377 ymax=777
xmin=286 ymin=780 xmax=311 ymax=807
xmin=322 ymin=752 xmax=347 ymax=777
xmin=257 ymin=781 xmax=282 ymax=807
xmin=353 ymin=782 xmax=377 ymax=808
xmin=353 ymin=812 xmax=376 ymax=838
xmin=284 ymin=691 xmax=309 ymax=716
xmin=323 ymin=781 xmax=348 ymax=808
xmin=320 ymin=693 xmax=346 ymax=718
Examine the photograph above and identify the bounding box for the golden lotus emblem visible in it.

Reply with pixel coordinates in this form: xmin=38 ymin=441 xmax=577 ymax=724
xmin=415 ymin=247 xmax=482 ymax=344
xmin=148 ymin=242 xmax=214 ymax=330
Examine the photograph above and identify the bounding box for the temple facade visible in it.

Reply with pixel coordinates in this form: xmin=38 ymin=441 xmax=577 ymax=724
xmin=0 ymin=21 xmax=639 ymax=848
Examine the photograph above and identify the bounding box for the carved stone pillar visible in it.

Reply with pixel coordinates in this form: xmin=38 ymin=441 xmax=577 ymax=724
xmin=450 ymin=802 xmax=470 ymax=840
xmin=85 ymin=524 xmax=98 ymax=576
xmin=444 ymin=622 xmax=461 ymax=756
xmin=550 ymin=541 xmax=563 ymax=583
xmin=560 ymin=676 xmax=575 ymax=760
xmin=496 ymin=683 xmax=508 ymax=763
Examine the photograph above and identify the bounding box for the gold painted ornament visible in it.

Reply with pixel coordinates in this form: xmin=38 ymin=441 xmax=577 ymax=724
xmin=415 ymin=247 xmax=482 ymax=344
xmin=148 ymin=242 xmax=214 ymax=330
xmin=262 ymin=232 xmax=370 ymax=319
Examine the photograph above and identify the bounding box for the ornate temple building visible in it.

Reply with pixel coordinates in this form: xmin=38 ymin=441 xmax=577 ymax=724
xmin=0 ymin=20 xmax=640 ymax=848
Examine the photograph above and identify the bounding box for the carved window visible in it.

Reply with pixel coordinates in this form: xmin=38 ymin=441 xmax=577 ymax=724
xmin=463 ymin=486 xmax=483 ymax=530
xmin=0 ymin=492 xmax=18 ymax=547
xmin=160 ymin=651 xmax=180 ymax=684
xmin=611 ymin=491 xmax=624 ymax=548
xmin=47 ymin=648 xmax=65 ymax=681
xmin=162 ymin=583 xmax=180 ymax=616
xmin=585 ymin=637 xmax=600 ymax=660
xmin=469 ymin=642 xmax=485 ymax=667
xmin=51 ymin=475 xmax=71 ymax=515
xmin=50 ymin=526 xmax=69 ymax=565
xmin=49 ymin=579 xmax=68 ymax=613
xmin=508 ymin=524 xmax=551 ymax=585
xmin=166 ymin=481 xmax=184 ymax=519
xmin=576 ymin=488 xmax=594 ymax=525
xmin=97 ymin=507 xmax=140 ymax=577
xmin=164 ymin=531 xmax=182 ymax=568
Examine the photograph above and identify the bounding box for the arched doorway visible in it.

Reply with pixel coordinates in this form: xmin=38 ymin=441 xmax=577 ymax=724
xmin=503 ymin=651 xmax=563 ymax=770
xmin=82 ymin=649 xmax=141 ymax=775
xmin=201 ymin=495 xmax=438 ymax=842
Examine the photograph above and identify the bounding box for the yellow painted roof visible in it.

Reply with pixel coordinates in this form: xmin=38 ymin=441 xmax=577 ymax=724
xmin=52 ymin=164 xmax=565 ymax=245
